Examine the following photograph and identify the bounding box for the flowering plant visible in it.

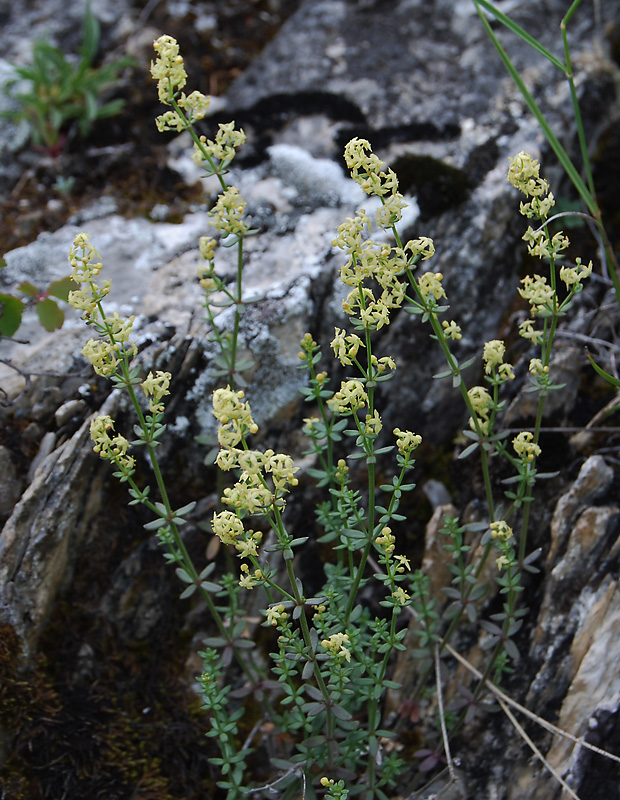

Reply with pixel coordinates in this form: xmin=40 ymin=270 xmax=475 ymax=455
xmin=67 ymin=35 xmax=604 ymax=800
xmin=1 ymin=3 xmax=132 ymax=156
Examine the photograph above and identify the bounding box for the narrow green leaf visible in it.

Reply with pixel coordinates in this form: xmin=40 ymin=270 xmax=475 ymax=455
xmin=473 ymin=0 xmax=566 ymax=71
xmin=587 ymin=352 xmax=620 ymax=387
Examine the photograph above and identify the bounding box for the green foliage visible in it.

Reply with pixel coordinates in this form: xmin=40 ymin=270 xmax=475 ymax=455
xmin=1 ymin=3 xmax=132 ymax=155
xmin=0 ymin=293 xmax=24 ymax=337
xmin=0 ymin=275 xmax=73 ymax=337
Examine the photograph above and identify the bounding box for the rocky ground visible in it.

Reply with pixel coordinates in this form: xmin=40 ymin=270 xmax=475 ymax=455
xmin=1 ymin=1 xmax=620 ymax=798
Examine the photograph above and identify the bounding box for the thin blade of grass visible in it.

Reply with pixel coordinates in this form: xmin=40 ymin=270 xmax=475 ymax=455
xmin=473 ymin=0 xmax=567 ymax=72
xmin=473 ymin=2 xmax=595 ymax=215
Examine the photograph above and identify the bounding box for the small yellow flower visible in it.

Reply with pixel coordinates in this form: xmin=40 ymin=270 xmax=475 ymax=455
xmin=321 ymin=632 xmax=351 ymax=661
xmin=364 ymin=410 xmax=383 ymax=436
xmin=394 ymin=554 xmax=411 ymax=572
xmin=239 ymin=563 xmax=262 ymax=589
xmin=442 ymin=320 xmax=462 ymax=340
xmin=519 ymin=318 xmax=543 ymax=344
xmin=392 ymin=586 xmax=410 ymax=605
xmin=265 ymin=604 xmax=287 ymax=627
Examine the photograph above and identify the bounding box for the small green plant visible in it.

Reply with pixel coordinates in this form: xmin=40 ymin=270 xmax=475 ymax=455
xmin=1 ymin=3 xmax=132 ymax=157
xmin=63 ymin=32 xmax=617 ymax=800
xmin=0 ymin=268 xmax=73 ymax=337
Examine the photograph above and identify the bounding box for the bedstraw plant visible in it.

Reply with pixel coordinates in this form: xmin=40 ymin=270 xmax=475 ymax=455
xmin=67 ymin=34 xmax=599 ymax=800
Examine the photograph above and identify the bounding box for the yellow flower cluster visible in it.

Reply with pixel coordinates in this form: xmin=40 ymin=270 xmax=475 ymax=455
xmin=151 ymin=37 xmax=209 ymax=130
xmin=559 ymin=257 xmax=592 ymax=289
xmin=211 ymin=509 xmax=244 ymax=544
xmin=90 ymin=415 xmax=135 ymax=472
xmin=513 ymin=431 xmax=541 ymax=462
xmin=82 ymin=337 xmax=123 ymax=377
xmin=467 ymin=385 xmax=493 ymax=435
xmin=519 ymin=273 xmax=555 ymax=313
xmin=483 ymin=339 xmax=515 ymax=382
xmin=344 ymin=138 xmax=395 ymax=197
xmin=327 ymin=379 xmax=368 ymax=415
xmin=490 ymin=520 xmax=513 ymax=542
xmin=239 ymin=563 xmax=263 ymax=589
xmin=142 ymin=371 xmax=172 ymax=414
xmin=393 ymin=428 xmax=422 ymax=455
xmin=331 ymin=328 xmax=364 ymax=366
xmin=68 ymin=234 xmax=137 ymax=376
xmin=151 ymin=35 xmax=187 ymax=104
xmin=68 ymin=233 xmax=110 ymax=320
xmin=320 ymin=632 xmax=351 ymax=662
xmin=490 ymin=520 xmax=514 ymax=571
xmin=507 ymin=153 xmax=593 ymax=347
xmin=522 ymin=227 xmax=569 ymax=260
xmin=442 ymin=319 xmax=462 ymax=340
xmin=193 ymin=122 xmax=246 ymax=167
xmin=209 ymin=186 xmax=249 ymax=239
xmin=506 ymin=151 xmax=555 ymax=220
xmin=417 ymin=271 xmax=446 ymax=303
xmin=199 ymin=236 xmax=217 ymax=262
xmin=212 ymin=387 xmax=258 ymax=447
xmin=529 ymin=358 xmax=549 ymax=377
xmin=519 ymin=319 xmax=543 ymax=344
xmin=333 ymin=139 xmax=436 ymax=332
xmin=212 ymin=388 xmax=298 ymax=514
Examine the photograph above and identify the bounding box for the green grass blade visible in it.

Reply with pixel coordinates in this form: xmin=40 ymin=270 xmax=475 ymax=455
xmin=473 ymin=0 xmax=567 ymax=72
xmin=473 ymin=2 xmax=595 ymax=214
xmin=587 ymin=353 xmax=620 ymax=388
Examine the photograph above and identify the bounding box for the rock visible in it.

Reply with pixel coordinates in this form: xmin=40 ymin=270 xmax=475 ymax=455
xmin=26 ymin=431 xmax=56 ymax=483
xmin=0 ymin=446 xmax=22 ymax=519
xmin=0 ymin=393 xmax=118 ymax=657
xmin=54 ymin=398 xmax=87 ymax=429
xmin=546 ymin=455 xmax=614 ymax=565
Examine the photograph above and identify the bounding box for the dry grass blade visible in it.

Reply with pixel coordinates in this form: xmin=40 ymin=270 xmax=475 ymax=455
xmin=444 ymin=641 xmax=620 ymax=765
